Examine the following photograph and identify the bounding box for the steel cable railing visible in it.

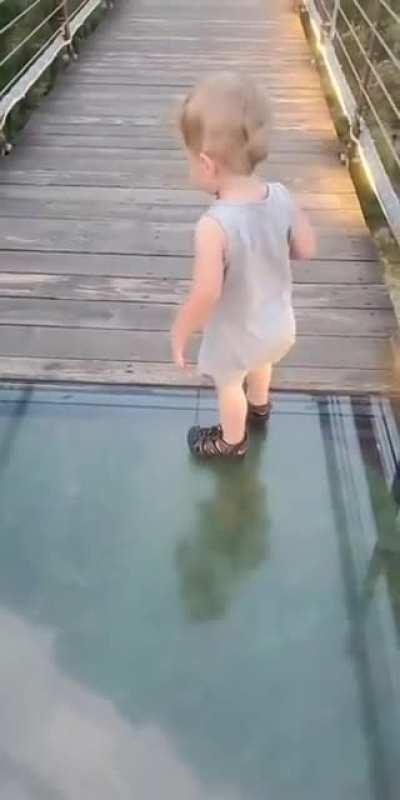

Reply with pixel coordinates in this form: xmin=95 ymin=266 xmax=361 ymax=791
xmin=299 ymin=0 xmax=400 ymax=244
xmin=0 ymin=0 xmax=112 ymax=149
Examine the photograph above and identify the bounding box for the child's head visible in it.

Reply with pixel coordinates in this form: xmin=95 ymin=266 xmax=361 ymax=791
xmin=179 ymin=73 xmax=271 ymax=193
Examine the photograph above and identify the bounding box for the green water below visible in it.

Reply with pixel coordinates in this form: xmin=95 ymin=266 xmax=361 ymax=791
xmin=0 ymin=387 xmax=399 ymax=799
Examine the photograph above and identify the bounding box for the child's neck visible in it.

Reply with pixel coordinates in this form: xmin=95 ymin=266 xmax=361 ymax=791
xmin=216 ymin=174 xmax=267 ymax=203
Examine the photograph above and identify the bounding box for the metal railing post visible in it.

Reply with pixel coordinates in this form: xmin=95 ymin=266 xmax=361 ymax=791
xmin=61 ymin=0 xmax=78 ymax=60
xmin=330 ymin=0 xmax=341 ymax=39
xmin=353 ymin=0 xmax=383 ymax=137
xmin=61 ymin=0 xmax=72 ymax=44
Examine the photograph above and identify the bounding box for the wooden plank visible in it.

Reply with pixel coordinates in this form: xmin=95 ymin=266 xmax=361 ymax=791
xmin=91 ymin=19 xmax=296 ymax=34
xmin=80 ymin=53 xmax=313 ymax=64
xmin=70 ymin=44 xmax=315 ymax=58
xmin=67 ymin=78 xmax=321 ymax=91
xmin=274 ymin=368 xmax=397 ymax=394
xmin=68 ymin=56 xmax=321 ymax=70
xmin=35 ymin=87 xmax=334 ymax=105
xmin=104 ymin=1 xmax=285 ymax=19
xmin=0 ymin=251 xmax=385 ymax=283
xmin=65 ymin=71 xmax=323 ymax=90
xmin=0 ymin=219 xmax=377 ymax=261
xmin=32 ymin=110 xmax=336 ymax=133
xmin=4 ymin=144 xmax=340 ymax=168
xmin=21 ymin=120 xmax=336 ymax=141
xmin=20 ymin=131 xmax=339 ymax=155
xmin=0 ymin=141 xmax=361 ymax=199
xmin=0 ymin=169 xmax=355 ymax=194
xmin=0 ymin=185 xmax=363 ymax=213
xmin=77 ymin=42 xmax=310 ymax=53
xmin=0 ymin=274 xmax=391 ymax=309
xmin=80 ymin=53 xmax=313 ymax=65
xmin=0 ymin=298 xmax=394 ymax=336
xmin=0 ymin=326 xmax=391 ymax=368
xmin=0 ymin=357 xmax=395 ymax=394
xmin=52 ymin=91 xmax=328 ymax=110
xmin=0 ymin=160 xmax=356 ymax=195
xmin=58 ymin=79 xmax=324 ymax=95
xmin=0 ymin=202 xmax=369 ymax=233
xmin=65 ymin=35 xmax=314 ymax=46
xmin=0 ymin=187 xmax=367 ymax=224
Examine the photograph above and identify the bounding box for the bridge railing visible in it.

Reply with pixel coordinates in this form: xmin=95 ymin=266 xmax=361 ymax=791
xmin=299 ymin=0 xmax=400 ymax=245
xmin=0 ymin=0 xmax=111 ymax=147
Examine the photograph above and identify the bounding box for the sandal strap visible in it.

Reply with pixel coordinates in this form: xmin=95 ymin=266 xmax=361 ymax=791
xmin=195 ymin=426 xmax=224 ymax=456
xmin=189 ymin=425 xmax=248 ymax=458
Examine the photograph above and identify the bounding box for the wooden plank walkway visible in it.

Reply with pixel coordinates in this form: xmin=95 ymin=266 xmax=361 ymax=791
xmin=0 ymin=0 xmax=398 ymax=393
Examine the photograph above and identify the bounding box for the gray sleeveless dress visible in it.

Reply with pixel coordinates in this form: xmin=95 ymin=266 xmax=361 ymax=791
xmin=198 ymin=182 xmax=296 ymax=383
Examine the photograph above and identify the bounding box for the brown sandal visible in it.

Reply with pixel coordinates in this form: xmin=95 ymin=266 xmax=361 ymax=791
xmin=187 ymin=425 xmax=248 ymax=459
xmin=247 ymin=401 xmax=272 ymax=428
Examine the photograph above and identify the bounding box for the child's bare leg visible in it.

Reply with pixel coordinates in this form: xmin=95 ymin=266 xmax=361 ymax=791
xmin=218 ymin=380 xmax=247 ymax=444
xmin=247 ymin=364 xmax=272 ymax=406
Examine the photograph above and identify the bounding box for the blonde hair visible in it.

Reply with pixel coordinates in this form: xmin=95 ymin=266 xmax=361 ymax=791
xmin=179 ymin=73 xmax=271 ymax=175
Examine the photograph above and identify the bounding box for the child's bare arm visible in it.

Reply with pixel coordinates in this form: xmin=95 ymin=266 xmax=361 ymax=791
xmin=171 ymin=217 xmax=225 ymax=368
xmin=290 ymin=208 xmax=316 ymax=261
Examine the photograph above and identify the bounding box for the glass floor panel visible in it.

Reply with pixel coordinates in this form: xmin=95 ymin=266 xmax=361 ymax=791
xmin=0 ymin=387 xmax=399 ymax=800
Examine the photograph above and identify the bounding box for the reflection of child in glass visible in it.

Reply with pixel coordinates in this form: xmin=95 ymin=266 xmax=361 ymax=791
xmin=176 ymin=440 xmax=270 ymax=622
xmin=171 ymin=74 xmax=316 ymax=458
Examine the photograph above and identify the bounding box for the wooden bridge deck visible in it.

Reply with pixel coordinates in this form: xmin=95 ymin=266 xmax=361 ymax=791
xmin=0 ymin=0 xmax=397 ymax=393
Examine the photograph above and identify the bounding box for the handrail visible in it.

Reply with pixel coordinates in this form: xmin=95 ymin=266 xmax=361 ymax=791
xmin=299 ymin=0 xmax=400 ymax=245
xmin=0 ymin=0 xmax=113 ymax=148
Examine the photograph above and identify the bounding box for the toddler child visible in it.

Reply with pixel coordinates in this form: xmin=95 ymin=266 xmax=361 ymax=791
xmin=171 ymin=73 xmax=316 ymax=459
